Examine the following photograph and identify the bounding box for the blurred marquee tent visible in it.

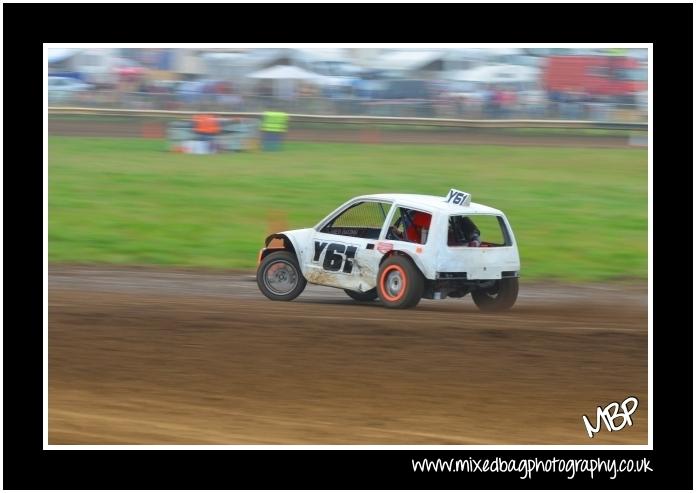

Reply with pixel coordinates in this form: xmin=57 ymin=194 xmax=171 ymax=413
xmin=296 ymin=47 xmax=350 ymax=62
xmin=367 ymin=49 xmax=532 ymax=75
xmin=247 ymin=64 xmax=327 ymax=98
xmin=373 ymin=50 xmax=447 ymax=71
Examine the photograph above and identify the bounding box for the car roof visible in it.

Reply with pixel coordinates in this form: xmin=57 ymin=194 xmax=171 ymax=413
xmin=353 ymin=193 xmax=504 ymax=215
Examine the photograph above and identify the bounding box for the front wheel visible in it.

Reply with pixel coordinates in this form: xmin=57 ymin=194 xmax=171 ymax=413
xmin=344 ymin=288 xmax=378 ymax=302
xmin=471 ymin=278 xmax=519 ymax=312
xmin=376 ymin=256 xmax=424 ymax=309
xmin=257 ymin=251 xmax=307 ymax=301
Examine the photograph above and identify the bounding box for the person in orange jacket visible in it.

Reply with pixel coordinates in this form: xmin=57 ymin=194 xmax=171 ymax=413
xmin=193 ymin=113 xmax=220 ymax=152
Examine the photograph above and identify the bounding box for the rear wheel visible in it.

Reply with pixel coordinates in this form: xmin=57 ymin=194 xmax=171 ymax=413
xmin=471 ymin=278 xmax=519 ymax=312
xmin=344 ymin=288 xmax=378 ymax=302
xmin=257 ymin=251 xmax=307 ymax=301
xmin=376 ymin=255 xmax=424 ymax=309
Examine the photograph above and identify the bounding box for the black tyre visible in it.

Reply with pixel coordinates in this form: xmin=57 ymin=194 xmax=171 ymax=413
xmin=257 ymin=251 xmax=307 ymax=301
xmin=471 ymin=278 xmax=519 ymax=312
xmin=344 ymin=288 xmax=378 ymax=302
xmin=376 ymin=255 xmax=424 ymax=309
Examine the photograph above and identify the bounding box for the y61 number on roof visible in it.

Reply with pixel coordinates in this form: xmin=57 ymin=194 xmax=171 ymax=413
xmin=445 ymin=189 xmax=471 ymax=206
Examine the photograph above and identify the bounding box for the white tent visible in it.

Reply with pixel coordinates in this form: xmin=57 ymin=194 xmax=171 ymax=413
xmin=485 ymin=48 xmax=524 ymax=57
xmin=247 ymin=65 xmax=328 ymax=98
xmin=247 ymin=64 xmax=326 ymax=81
xmin=372 ymin=50 xmax=445 ymax=71
xmin=295 ymin=48 xmax=349 ymax=62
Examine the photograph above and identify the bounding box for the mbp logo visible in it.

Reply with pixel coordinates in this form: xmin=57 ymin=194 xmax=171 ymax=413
xmin=582 ymin=396 xmax=639 ymax=438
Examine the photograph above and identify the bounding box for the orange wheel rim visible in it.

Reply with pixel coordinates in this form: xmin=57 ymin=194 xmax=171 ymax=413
xmin=380 ymin=265 xmax=407 ymax=302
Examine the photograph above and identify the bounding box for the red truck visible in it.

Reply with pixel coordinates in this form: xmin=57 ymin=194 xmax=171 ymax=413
xmin=542 ymin=56 xmax=647 ymax=99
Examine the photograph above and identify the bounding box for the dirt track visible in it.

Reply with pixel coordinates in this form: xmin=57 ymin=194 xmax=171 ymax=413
xmin=49 ymin=265 xmax=648 ymax=445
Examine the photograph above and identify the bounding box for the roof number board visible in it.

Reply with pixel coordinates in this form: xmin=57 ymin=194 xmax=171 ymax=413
xmin=445 ymin=189 xmax=471 ymax=206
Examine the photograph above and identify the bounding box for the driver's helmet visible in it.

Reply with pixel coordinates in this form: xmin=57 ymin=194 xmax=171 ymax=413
xmin=404 ymin=211 xmax=432 ymax=243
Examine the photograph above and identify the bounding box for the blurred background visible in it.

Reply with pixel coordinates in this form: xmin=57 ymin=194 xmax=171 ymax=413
xmin=48 ymin=47 xmax=648 ymax=120
xmin=48 ymin=47 xmax=648 ymax=282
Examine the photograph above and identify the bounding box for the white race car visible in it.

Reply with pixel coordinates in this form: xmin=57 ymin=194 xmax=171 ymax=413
xmin=256 ymin=190 xmax=520 ymax=310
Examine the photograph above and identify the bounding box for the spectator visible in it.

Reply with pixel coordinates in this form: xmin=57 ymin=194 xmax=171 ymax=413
xmin=502 ymin=88 xmax=516 ymax=117
xmin=483 ymin=85 xmax=497 ymax=117
xmin=193 ymin=113 xmax=220 ymax=153
xmin=260 ymin=111 xmax=289 ymax=151
xmin=492 ymin=86 xmax=505 ymax=117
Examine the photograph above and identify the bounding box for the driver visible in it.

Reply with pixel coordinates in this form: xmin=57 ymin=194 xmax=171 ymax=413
xmin=447 ymin=216 xmax=481 ymax=246
xmin=460 ymin=216 xmax=481 ymax=246
xmin=404 ymin=210 xmax=432 ymax=244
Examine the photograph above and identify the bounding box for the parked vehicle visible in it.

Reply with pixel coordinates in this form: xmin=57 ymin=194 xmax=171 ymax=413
xmin=379 ymin=79 xmax=431 ymax=99
xmin=48 ymin=76 xmax=93 ymax=104
xmin=543 ymin=55 xmax=647 ymax=101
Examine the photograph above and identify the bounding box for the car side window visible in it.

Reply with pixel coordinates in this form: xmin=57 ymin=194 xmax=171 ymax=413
xmin=321 ymin=201 xmax=390 ymax=239
xmin=386 ymin=208 xmax=432 ymax=245
xmin=448 ymin=215 xmax=510 ymax=247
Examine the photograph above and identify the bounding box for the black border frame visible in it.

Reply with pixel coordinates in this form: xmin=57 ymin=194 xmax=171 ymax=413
xmin=3 ymin=2 xmax=693 ymax=489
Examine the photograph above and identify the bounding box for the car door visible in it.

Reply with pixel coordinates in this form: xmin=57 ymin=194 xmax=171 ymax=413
xmin=305 ymin=200 xmax=392 ymax=292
